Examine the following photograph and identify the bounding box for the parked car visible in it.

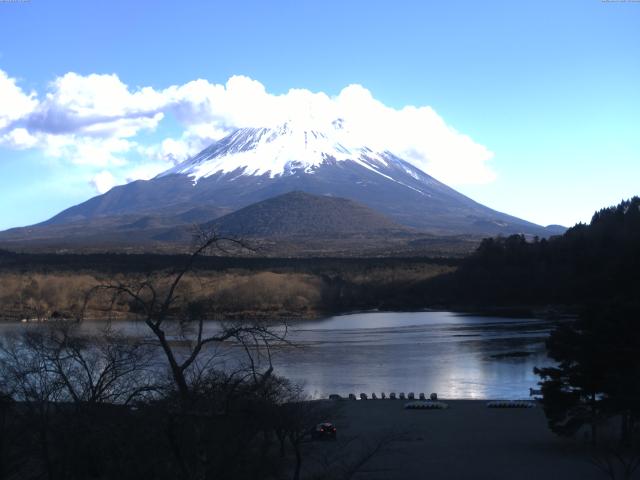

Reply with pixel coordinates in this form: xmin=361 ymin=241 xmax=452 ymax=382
xmin=311 ymin=422 xmax=337 ymax=440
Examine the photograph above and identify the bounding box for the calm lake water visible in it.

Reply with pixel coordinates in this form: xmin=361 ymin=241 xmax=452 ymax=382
xmin=0 ymin=311 xmax=555 ymax=400
xmin=276 ymin=311 xmax=554 ymax=399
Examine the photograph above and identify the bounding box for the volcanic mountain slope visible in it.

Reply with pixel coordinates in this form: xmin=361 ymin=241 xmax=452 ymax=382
xmin=206 ymin=191 xmax=411 ymax=237
xmin=149 ymin=192 xmax=430 ymax=256
xmin=0 ymin=120 xmax=563 ymax=249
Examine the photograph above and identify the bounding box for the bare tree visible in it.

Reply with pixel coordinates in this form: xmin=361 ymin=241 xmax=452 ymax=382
xmin=72 ymin=229 xmax=301 ymax=480
xmin=1 ymin=321 xmax=156 ymax=405
xmin=86 ymin=229 xmax=288 ymax=407
xmin=0 ymin=320 xmax=160 ymax=480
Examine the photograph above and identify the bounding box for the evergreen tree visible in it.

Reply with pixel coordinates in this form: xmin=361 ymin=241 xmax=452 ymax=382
xmin=535 ymin=303 xmax=640 ymax=444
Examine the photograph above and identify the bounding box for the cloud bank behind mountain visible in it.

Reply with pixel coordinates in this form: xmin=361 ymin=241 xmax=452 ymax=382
xmin=0 ymin=69 xmax=496 ymax=192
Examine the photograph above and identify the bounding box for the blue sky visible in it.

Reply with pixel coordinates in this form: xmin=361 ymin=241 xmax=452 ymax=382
xmin=0 ymin=0 xmax=638 ymax=230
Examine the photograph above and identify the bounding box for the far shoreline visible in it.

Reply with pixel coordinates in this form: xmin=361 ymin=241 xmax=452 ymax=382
xmin=0 ymin=305 xmax=577 ymax=323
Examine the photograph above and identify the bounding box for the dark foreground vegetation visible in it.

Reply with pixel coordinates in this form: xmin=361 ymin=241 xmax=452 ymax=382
xmin=0 ymin=319 xmax=354 ymax=480
xmin=534 ymin=303 xmax=640 ymax=478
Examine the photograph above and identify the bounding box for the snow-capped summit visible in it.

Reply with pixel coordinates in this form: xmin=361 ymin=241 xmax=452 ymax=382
xmin=161 ymin=120 xmax=398 ymax=181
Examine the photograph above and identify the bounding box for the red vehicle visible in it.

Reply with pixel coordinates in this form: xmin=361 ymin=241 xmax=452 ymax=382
xmin=311 ymin=422 xmax=337 ymax=440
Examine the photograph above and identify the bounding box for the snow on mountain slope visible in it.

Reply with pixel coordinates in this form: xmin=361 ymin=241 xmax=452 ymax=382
xmin=162 ymin=120 xmax=408 ymax=182
xmin=159 ymin=120 xmax=451 ymax=204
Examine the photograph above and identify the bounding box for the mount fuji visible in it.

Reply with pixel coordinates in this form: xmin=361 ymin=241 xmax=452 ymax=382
xmin=0 ymin=120 xmax=563 ymax=251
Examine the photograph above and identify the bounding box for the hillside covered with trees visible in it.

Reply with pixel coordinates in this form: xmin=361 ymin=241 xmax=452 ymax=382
xmin=417 ymin=197 xmax=640 ymax=311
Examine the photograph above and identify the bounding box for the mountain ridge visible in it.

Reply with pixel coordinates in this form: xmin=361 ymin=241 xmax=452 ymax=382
xmin=0 ymin=121 xmax=565 ymax=251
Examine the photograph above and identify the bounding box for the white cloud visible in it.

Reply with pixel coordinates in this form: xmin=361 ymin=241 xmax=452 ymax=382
xmin=43 ymin=134 xmax=132 ymax=167
xmin=124 ymin=163 xmax=171 ymax=183
xmin=0 ymin=127 xmax=38 ymax=149
xmin=158 ymin=138 xmax=191 ymax=164
xmin=0 ymin=70 xmax=38 ymax=131
xmin=25 ymin=72 xmax=165 ymax=137
xmin=158 ymin=75 xmax=496 ymax=184
xmin=0 ymin=69 xmax=496 ymax=186
xmin=89 ymin=170 xmax=116 ymax=194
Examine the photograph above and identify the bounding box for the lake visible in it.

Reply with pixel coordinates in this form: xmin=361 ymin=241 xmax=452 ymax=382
xmin=0 ymin=311 xmax=555 ymax=400
xmin=274 ymin=311 xmax=554 ymax=399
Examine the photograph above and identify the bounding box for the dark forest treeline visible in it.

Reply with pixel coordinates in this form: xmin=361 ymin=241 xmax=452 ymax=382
xmin=413 ymin=197 xmax=640 ymax=310
xmin=0 ymin=250 xmax=457 ymax=275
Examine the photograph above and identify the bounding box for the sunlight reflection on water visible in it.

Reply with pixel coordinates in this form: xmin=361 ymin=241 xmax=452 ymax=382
xmin=0 ymin=311 xmax=555 ymax=400
xmin=273 ymin=311 xmax=554 ymax=399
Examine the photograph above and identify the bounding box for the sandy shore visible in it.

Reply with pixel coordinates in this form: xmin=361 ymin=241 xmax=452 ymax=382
xmin=306 ymin=399 xmax=602 ymax=480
